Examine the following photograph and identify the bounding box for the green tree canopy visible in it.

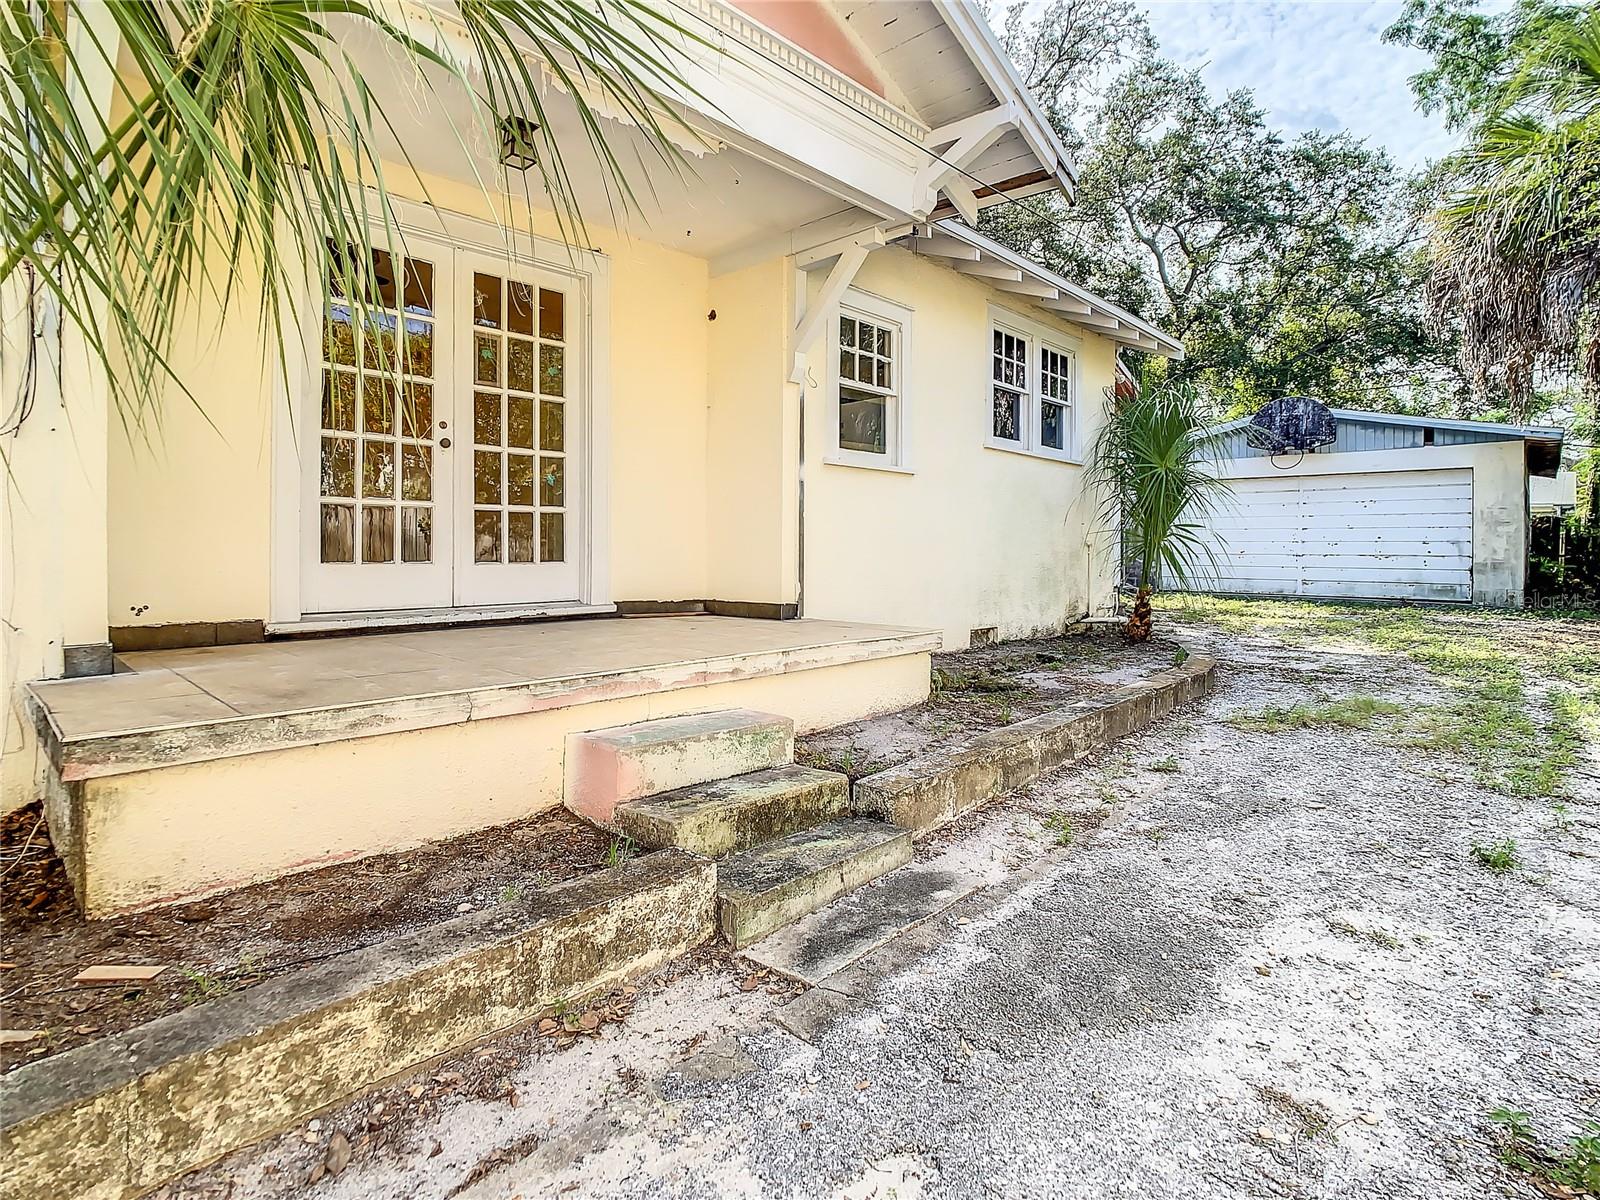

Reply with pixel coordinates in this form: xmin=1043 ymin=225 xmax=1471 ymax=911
xmin=982 ymin=40 xmax=1462 ymax=416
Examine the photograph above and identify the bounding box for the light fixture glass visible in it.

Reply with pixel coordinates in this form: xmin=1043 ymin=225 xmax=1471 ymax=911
xmin=499 ymin=116 xmax=540 ymax=172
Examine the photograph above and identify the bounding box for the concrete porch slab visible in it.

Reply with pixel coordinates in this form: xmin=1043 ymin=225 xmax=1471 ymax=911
xmin=35 ymin=618 xmax=935 ymax=917
xmin=28 ymin=616 xmax=940 ymax=781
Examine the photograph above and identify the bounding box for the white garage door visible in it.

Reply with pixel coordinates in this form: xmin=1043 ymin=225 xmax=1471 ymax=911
xmin=1199 ymin=468 xmax=1473 ymax=602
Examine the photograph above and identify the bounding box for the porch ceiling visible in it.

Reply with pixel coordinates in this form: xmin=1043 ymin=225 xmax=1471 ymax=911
xmin=322 ymin=17 xmax=853 ymax=260
xmin=30 ymin=617 xmax=940 ymax=781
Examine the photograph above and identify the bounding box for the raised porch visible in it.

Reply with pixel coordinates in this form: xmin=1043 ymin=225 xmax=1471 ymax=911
xmin=28 ymin=616 xmax=937 ymax=916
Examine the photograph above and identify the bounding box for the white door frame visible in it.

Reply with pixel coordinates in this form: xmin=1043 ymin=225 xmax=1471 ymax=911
xmin=268 ymin=195 xmax=612 ymax=630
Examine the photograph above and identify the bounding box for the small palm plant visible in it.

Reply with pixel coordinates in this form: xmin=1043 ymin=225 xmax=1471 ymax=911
xmin=1 ymin=1 xmax=701 ymax=430
xmin=1088 ymin=381 xmax=1228 ymax=642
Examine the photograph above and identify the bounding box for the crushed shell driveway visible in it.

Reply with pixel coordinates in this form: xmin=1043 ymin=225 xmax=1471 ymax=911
xmin=161 ymin=611 xmax=1600 ymax=1200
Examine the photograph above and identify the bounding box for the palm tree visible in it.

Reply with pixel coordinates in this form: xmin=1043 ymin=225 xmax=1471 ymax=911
xmin=0 ymin=1 xmax=701 ymax=431
xmin=1425 ymin=9 xmax=1600 ymax=419
xmin=1088 ymin=379 xmax=1228 ymax=642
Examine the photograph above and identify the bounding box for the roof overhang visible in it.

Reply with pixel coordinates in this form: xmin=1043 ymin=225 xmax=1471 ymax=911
xmin=927 ymin=0 xmax=1077 ymax=196
xmin=901 ymin=220 xmax=1184 ymax=358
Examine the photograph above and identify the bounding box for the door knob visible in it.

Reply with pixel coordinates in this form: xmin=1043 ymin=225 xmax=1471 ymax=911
xmin=439 ymin=437 xmax=452 ymax=449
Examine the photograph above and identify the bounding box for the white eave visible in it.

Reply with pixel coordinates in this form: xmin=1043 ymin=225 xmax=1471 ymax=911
xmin=930 ymin=0 xmax=1077 ymax=191
xmin=903 ymin=220 xmax=1185 ymax=358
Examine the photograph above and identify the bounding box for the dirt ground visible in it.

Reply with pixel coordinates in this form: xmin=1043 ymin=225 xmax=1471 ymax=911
xmin=799 ymin=629 xmax=1179 ymax=779
xmin=0 ymin=808 xmax=607 ymax=1072
xmin=158 ymin=599 xmax=1600 ymax=1200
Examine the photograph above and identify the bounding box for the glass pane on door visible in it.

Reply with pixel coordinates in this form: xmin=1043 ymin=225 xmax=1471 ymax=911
xmin=318 ymin=245 xmax=439 ymax=565
xmin=467 ymin=273 xmax=569 ymax=565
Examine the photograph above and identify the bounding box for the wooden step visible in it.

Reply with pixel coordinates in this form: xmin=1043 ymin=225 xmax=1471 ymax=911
xmin=614 ymin=764 xmax=849 ymax=858
xmin=565 ymin=709 xmax=794 ymax=826
xmin=716 ymin=818 xmax=913 ymax=949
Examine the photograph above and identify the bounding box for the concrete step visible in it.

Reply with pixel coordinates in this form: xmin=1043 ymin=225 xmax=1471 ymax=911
xmin=614 ymin=764 xmax=849 ymax=858
xmin=566 ymin=709 xmax=794 ymax=827
xmin=716 ymin=818 xmax=913 ymax=949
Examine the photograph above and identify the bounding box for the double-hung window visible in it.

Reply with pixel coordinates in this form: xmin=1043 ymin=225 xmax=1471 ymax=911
xmin=991 ymin=330 xmax=1028 ymax=444
xmin=1039 ymin=345 xmax=1073 ymax=452
xmin=830 ymin=290 xmax=911 ymax=469
xmin=988 ymin=313 xmax=1078 ymax=461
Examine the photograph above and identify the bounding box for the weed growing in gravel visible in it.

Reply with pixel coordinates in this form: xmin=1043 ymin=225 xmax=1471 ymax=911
xmin=499 ymin=884 xmax=521 ymax=904
xmin=1489 ymin=1108 xmax=1600 ymax=1193
xmin=1230 ymin=696 xmax=1403 ymax=732
xmin=1471 ymin=839 xmax=1521 ymax=875
xmin=1148 ymin=755 xmax=1181 ymax=773
xmin=1172 ymin=646 xmax=1189 ymax=666
xmin=605 ymin=836 xmax=637 ymax=868
xmin=1258 ymin=1085 xmax=1333 ymax=1140
xmin=1042 ymin=814 xmax=1074 ymax=846
xmin=1327 ymin=917 xmax=1403 ymax=950
xmin=179 ymin=967 xmax=232 ymax=1003
xmin=1553 ymin=802 xmax=1574 ymax=834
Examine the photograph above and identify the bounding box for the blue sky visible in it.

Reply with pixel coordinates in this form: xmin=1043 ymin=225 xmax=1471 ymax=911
xmin=1134 ymin=1 xmax=1457 ymax=167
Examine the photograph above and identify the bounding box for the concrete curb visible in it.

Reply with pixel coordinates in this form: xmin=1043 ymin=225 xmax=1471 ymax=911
xmin=1 ymin=850 xmax=715 ymax=1200
xmin=854 ymin=651 xmax=1216 ymax=835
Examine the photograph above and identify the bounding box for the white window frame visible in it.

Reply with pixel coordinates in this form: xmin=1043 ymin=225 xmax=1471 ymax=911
xmin=984 ymin=306 xmax=1082 ymax=464
xmin=825 ymin=288 xmax=913 ymax=474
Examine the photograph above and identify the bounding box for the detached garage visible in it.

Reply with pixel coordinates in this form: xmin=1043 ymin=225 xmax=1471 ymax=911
xmin=1196 ymin=409 xmax=1565 ymax=607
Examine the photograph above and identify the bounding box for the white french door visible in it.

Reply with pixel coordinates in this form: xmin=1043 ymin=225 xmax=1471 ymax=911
xmin=300 ymin=234 xmax=586 ymax=616
xmin=454 ymin=252 xmax=580 ymax=606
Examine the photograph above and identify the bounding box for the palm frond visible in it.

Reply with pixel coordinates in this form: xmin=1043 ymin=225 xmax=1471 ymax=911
xmin=0 ymin=0 xmax=708 ymax=433
xmin=1087 ymin=381 xmax=1231 ymax=593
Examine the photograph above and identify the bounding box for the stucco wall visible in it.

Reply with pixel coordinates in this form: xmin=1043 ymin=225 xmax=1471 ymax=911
xmin=800 ymin=246 xmax=1119 ymax=648
xmin=706 ymin=258 xmax=797 ymax=606
xmin=104 ymin=169 xmax=712 ymax=630
xmin=1214 ymin=440 xmax=1531 ymax=607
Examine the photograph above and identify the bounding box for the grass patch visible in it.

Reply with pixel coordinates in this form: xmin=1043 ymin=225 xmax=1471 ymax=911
xmin=1230 ymin=695 xmax=1403 ymax=733
xmin=1471 ymin=838 xmax=1520 ymax=875
xmin=604 ymin=836 xmax=637 ymax=868
xmin=1148 ymin=755 xmax=1181 ymax=773
xmin=1041 ymin=813 xmax=1074 ymax=846
xmin=1327 ymin=917 xmax=1403 ymax=950
xmin=932 ymin=667 xmax=1022 ymax=695
xmin=1177 ymin=596 xmax=1599 ymax=798
xmin=1489 ymin=1108 xmax=1600 ymax=1193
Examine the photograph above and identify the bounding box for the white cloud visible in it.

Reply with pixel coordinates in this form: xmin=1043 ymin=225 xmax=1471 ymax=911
xmin=1133 ymin=0 xmax=1459 ymax=167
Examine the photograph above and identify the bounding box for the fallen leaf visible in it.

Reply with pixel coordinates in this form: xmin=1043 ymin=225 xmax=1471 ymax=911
xmin=1255 ymin=965 xmax=1271 ymax=977
xmin=856 ymin=1080 xmax=871 ymax=1091
xmin=324 ymin=1131 xmax=352 ymax=1176
xmin=538 ymin=1018 xmax=559 ymax=1035
xmin=1256 ymin=1127 xmax=1277 ymax=1142
xmin=428 ymin=1141 xmax=443 ymax=1159
xmin=740 ymin=978 xmax=761 ymax=993
xmin=579 ymin=1012 xmax=600 ymax=1032
xmin=0 ymin=1030 xmax=44 ymax=1045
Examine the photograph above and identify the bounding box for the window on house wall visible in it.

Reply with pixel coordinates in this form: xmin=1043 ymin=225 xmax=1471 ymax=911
xmin=988 ymin=315 xmax=1079 ymax=460
xmin=992 ymin=329 xmax=1026 ymax=442
xmin=831 ymin=291 xmax=911 ymax=469
xmin=1039 ymin=345 xmax=1073 ymax=452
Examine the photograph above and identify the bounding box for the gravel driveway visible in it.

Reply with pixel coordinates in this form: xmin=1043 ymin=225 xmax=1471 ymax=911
xmin=166 ymin=603 xmax=1600 ymax=1200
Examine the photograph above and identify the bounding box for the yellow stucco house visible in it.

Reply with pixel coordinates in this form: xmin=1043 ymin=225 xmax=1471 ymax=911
xmin=0 ymin=0 xmax=1181 ymax=915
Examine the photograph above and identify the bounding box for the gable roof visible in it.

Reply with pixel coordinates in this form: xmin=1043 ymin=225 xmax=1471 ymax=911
xmin=828 ymin=1 xmax=1076 ymax=209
